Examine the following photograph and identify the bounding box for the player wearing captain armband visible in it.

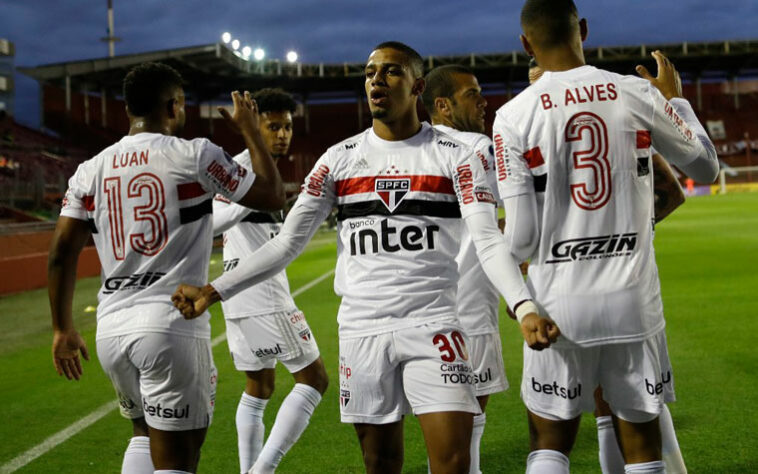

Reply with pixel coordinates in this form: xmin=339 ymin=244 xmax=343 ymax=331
xmin=48 ymin=62 xmax=284 ymax=474
xmin=495 ymin=1 xmax=718 ymax=473
xmin=173 ymin=41 xmax=554 ymax=474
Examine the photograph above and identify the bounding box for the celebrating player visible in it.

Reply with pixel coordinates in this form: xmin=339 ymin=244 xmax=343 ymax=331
xmin=48 ymin=62 xmax=284 ymax=474
xmin=421 ymin=64 xmax=506 ymax=474
xmin=496 ymin=1 xmax=718 ymax=473
xmin=212 ymin=88 xmax=328 ymax=474
xmin=527 ymin=59 xmax=688 ymax=474
xmin=173 ymin=41 xmax=549 ymax=474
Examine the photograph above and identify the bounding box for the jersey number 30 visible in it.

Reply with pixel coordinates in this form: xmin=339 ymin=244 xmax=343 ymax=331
xmin=565 ymin=112 xmax=612 ymax=210
xmin=104 ymin=173 xmax=168 ymax=260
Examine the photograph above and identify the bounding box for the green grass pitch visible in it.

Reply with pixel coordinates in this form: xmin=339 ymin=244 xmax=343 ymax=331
xmin=0 ymin=193 xmax=756 ymax=473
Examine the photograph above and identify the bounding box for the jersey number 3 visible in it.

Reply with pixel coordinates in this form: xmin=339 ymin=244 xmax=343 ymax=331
xmin=104 ymin=173 xmax=168 ymax=260
xmin=565 ymin=112 xmax=612 ymax=210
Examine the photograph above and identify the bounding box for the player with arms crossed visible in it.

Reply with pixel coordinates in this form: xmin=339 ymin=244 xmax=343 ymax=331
xmin=48 ymin=63 xmax=284 ymax=474
xmin=421 ymin=64 xmax=506 ymax=474
xmin=173 ymin=41 xmax=552 ymax=474
xmin=527 ymin=59 xmax=687 ymax=474
xmin=212 ymin=88 xmax=328 ymax=474
xmin=496 ymin=1 xmax=718 ymax=473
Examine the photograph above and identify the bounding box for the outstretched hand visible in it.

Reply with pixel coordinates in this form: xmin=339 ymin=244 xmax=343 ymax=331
xmin=217 ymin=90 xmax=260 ymax=136
xmin=520 ymin=313 xmax=560 ymax=351
xmin=171 ymin=284 xmax=218 ymax=320
xmin=52 ymin=329 xmax=90 ymax=381
xmin=636 ymin=50 xmax=682 ymax=101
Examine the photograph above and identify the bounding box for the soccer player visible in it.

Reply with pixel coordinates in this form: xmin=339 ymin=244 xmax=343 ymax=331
xmin=48 ymin=62 xmax=284 ymax=474
xmin=173 ymin=41 xmax=552 ymax=474
xmin=212 ymin=88 xmax=328 ymax=474
xmin=421 ymin=64 xmax=506 ymax=474
xmin=496 ymin=1 xmax=718 ymax=473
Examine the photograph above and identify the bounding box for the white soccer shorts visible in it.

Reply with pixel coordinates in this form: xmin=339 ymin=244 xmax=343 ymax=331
xmin=521 ymin=329 xmax=674 ymax=421
xmin=97 ymin=332 xmax=217 ymax=431
xmin=467 ymin=332 xmax=508 ymax=397
xmin=225 ymin=309 xmax=320 ymax=373
xmin=338 ymin=319 xmax=481 ymax=424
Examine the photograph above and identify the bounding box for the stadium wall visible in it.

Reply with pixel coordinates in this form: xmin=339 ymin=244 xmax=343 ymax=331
xmin=0 ymin=230 xmax=100 ymax=295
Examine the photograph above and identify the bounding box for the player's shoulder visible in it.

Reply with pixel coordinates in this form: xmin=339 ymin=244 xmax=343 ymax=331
xmin=430 ymin=126 xmax=471 ymax=154
xmin=433 ymin=124 xmax=490 ymax=150
xmin=327 ymin=129 xmax=371 ymax=156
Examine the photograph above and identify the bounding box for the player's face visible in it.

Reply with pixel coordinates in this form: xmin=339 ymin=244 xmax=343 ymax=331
xmin=259 ymin=110 xmax=293 ymax=159
xmin=448 ymin=73 xmax=487 ymax=134
xmin=364 ymin=48 xmax=420 ymax=122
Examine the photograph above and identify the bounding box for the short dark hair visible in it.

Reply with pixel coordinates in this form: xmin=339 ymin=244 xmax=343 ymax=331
xmin=421 ymin=65 xmax=474 ymax=115
xmin=251 ymin=88 xmax=297 ymax=115
xmin=123 ymin=62 xmax=184 ymax=117
xmin=373 ymin=41 xmax=424 ymax=78
xmin=520 ymin=0 xmax=579 ymax=49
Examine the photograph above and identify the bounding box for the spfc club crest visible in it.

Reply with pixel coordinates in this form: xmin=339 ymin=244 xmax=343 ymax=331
xmin=375 ymin=178 xmax=410 ymax=212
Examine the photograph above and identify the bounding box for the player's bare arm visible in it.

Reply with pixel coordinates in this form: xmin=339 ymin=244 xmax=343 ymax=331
xmin=48 ymin=216 xmax=92 ymax=380
xmin=652 ymin=153 xmax=685 ymax=223
xmin=636 ymin=50 xmax=683 ymax=101
xmin=219 ymin=90 xmax=285 ymax=211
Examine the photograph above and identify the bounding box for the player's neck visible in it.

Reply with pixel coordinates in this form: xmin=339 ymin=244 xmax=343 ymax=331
xmin=431 ymin=116 xmax=454 ymax=130
xmin=535 ymin=47 xmax=586 ymax=73
xmin=372 ymin=114 xmax=422 ymax=141
xmin=128 ymin=118 xmax=172 ymax=136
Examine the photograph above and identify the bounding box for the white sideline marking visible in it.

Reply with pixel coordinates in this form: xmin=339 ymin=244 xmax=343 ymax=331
xmin=0 ymin=268 xmax=335 ymax=474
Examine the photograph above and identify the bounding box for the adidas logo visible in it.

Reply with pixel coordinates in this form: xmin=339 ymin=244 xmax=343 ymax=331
xmin=353 ymin=156 xmax=370 ymax=170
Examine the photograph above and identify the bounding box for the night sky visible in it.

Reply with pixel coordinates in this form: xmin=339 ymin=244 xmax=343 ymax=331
xmin=2 ymin=0 xmax=756 ymax=128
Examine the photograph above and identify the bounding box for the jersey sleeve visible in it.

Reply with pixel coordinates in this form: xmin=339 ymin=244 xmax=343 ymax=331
xmin=296 ymin=150 xmax=337 ymax=213
xmin=60 ymin=161 xmax=95 ymax=221
xmin=212 ymin=195 xmax=252 ymax=236
xmin=450 ymin=144 xmax=497 ymax=220
xmin=492 ymin=112 xmax=534 ymax=200
xmin=472 ymin=135 xmax=502 ymax=203
xmin=195 ymin=139 xmax=256 ymax=202
xmin=634 ymin=83 xmax=718 ymax=182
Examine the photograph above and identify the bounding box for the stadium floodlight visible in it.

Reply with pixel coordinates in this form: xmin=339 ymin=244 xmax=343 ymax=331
xmin=221 ymin=32 xmax=232 ymax=44
xmin=242 ymin=46 xmax=252 ymax=58
xmin=253 ymin=48 xmax=265 ymax=61
xmin=286 ymin=50 xmax=298 ymax=63
xmin=231 ymin=39 xmax=240 ymax=50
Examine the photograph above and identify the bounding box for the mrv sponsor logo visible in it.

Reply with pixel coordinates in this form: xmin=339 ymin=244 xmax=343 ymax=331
xmin=349 ymin=218 xmax=439 ymax=256
xmin=546 ymin=233 xmax=637 ymax=264
xmin=103 ymin=271 xmax=165 ymax=294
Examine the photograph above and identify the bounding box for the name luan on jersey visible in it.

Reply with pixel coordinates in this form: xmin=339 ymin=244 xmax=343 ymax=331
xmin=214 ymin=150 xmax=296 ymax=318
xmin=298 ymin=123 xmax=497 ymax=337
xmin=433 ymin=124 xmax=502 ymax=336
xmin=60 ymin=133 xmax=255 ymax=338
xmin=494 ymin=65 xmax=710 ymax=346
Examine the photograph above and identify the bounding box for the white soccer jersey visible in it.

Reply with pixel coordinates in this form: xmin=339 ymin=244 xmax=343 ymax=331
xmin=434 ymin=124 xmax=501 ymax=335
xmin=60 ymin=132 xmax=255 ymax=338
xmin=213 ymin=150 xmax=296 ymax=318
xmin=494 ymin=65 xmax=714 ymax=346
xmin=296 ymin=122 xmax=497 ymax=337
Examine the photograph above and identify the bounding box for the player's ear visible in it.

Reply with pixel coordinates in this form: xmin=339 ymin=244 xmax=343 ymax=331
xmin=166 ymin=98 xmax=178 ymax=120
xmin=412 ymin=77 xmax=425 ymax=97
xmin=579 ymin=18 xmax=588 ymax=42
xmin=434 ymin=97 xmax=451 ymax=117
xmin=520 ymin=34 xmax=535 ymax=58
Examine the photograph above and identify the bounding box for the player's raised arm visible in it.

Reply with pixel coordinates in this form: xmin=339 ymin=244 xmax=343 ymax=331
xmin=636 ymin=51 xmax=719 ymax=183
xmin=48 ymin=216 xmax=92 ymax=380
xmin=218 ymin=90 xmax=286 ymax=211
xmin=651 ymin=152 xmax=685 ymax=223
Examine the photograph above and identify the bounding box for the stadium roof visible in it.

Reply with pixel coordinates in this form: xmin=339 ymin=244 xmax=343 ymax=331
xmin=18 ymin=39 xmax=758 ymax=101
